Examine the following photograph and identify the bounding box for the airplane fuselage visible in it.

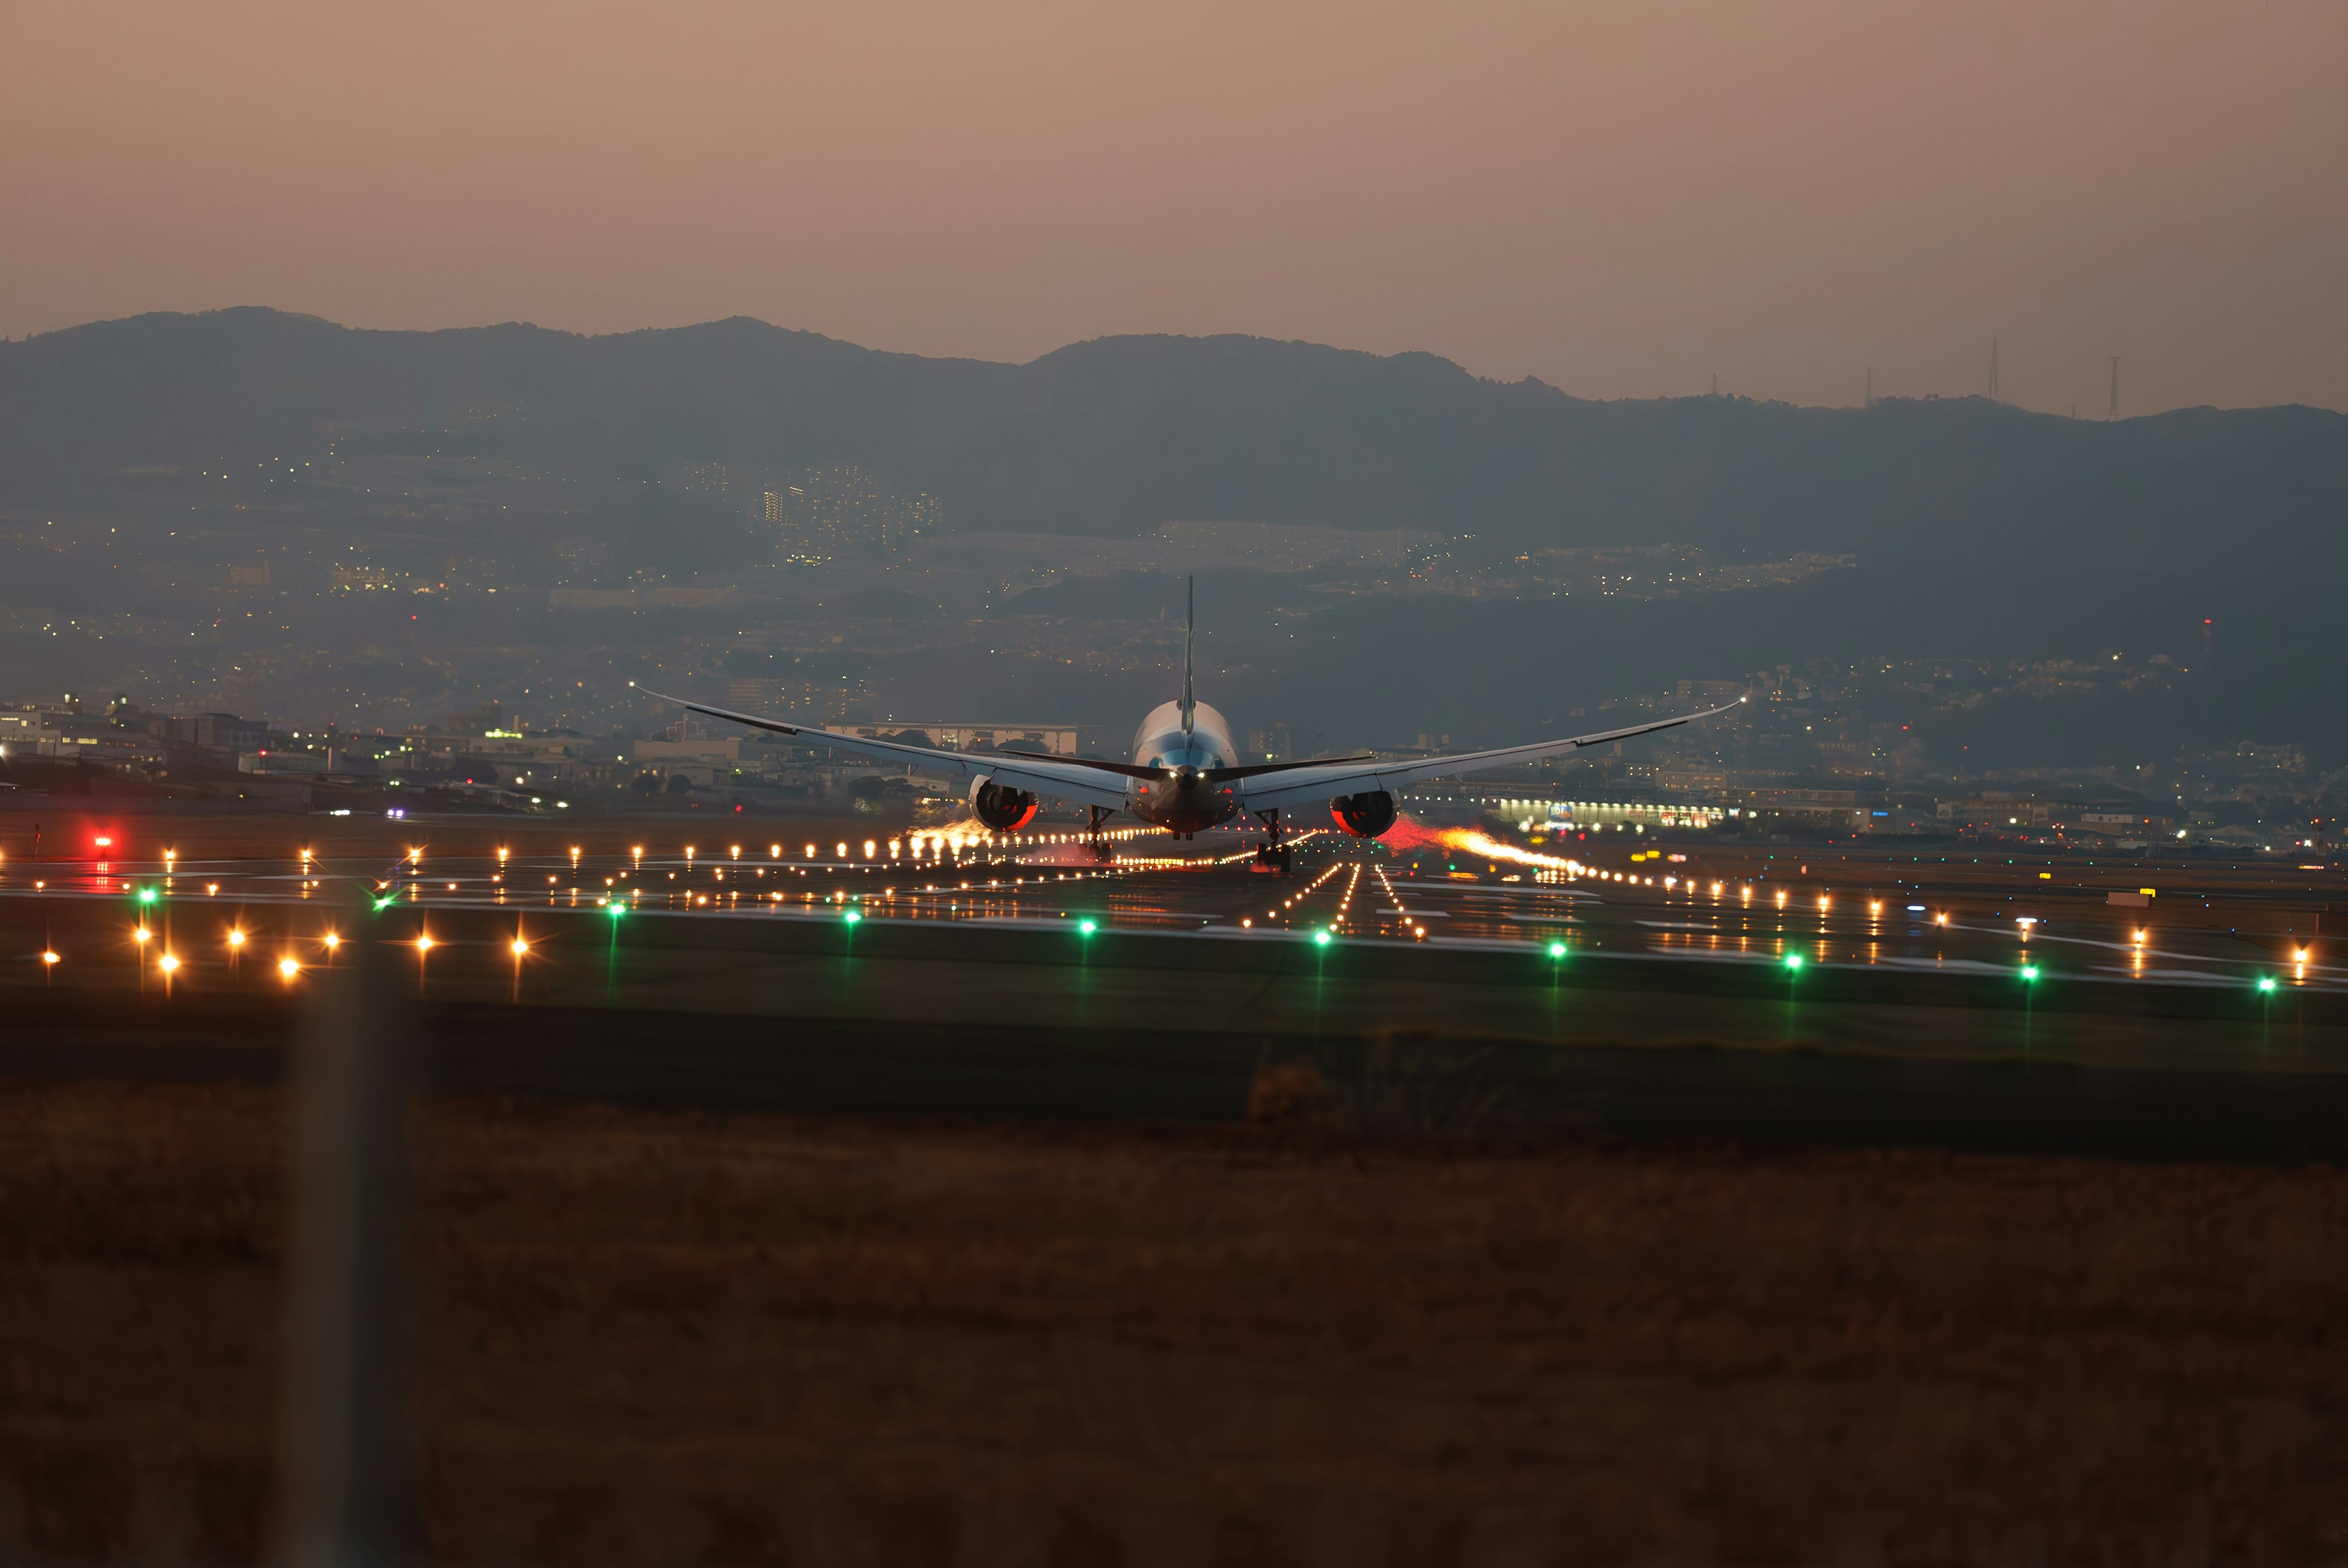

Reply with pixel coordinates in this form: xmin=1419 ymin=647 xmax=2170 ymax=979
xmin=1126 ymin=698 xmax=1245 ymax=834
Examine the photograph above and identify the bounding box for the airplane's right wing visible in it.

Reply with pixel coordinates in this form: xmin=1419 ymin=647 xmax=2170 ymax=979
xmin=1230 ymin=698 xmax=1746 ymax=813
xmin=632 ymin=685 xmax=1138 ymax=811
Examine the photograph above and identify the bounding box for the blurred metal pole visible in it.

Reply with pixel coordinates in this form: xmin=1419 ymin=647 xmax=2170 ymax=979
xmin=279 ymin=929 xmax=418 ymax=1568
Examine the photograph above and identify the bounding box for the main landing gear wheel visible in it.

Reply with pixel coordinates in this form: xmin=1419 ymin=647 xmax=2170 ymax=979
xmin=1249 ymin=808 xmax=1293 ymax=874
xmin=1085 ymin=804 xmax=1114 ymax=863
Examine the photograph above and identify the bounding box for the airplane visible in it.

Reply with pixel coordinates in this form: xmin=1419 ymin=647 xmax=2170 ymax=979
xmin=633 ymin=580 xmax=1741 ymax=870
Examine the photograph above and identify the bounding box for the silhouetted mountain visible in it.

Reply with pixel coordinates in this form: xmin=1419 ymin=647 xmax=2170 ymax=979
xmin=4 ymin=309 xmax=2341 ymax=577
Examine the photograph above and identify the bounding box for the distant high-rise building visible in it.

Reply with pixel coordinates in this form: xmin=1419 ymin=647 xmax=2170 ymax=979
xmin=1864 ymin=367 xmax=1873 ymax=410
xmin=2109 ymin=356 xmax=2121 ymax=422
xmin=1989 ymin=339 xmax=2000 ymax=402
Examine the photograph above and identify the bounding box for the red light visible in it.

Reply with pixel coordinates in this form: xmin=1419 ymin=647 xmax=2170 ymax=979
xmin=94 ymin=836 xmax=112 ymax=848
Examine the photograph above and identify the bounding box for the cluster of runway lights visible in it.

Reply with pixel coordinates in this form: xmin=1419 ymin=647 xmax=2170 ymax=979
xmin=26 ymin=837 xmax=2323 ymax=995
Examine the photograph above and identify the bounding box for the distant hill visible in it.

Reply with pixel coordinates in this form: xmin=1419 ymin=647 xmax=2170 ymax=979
xmin=6 ymin=308 xmax=2346 ymax=761
xmin=4 ymin=308 xmax=2342 ymax=576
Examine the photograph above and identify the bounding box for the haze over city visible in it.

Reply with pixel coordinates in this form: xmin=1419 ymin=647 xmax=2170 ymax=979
xmin=5 ymin=0 xmax=2342 ymax=414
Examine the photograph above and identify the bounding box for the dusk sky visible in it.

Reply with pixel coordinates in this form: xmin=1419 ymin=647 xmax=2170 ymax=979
xmin=4 ymin=1 xmax=2340 ymax=414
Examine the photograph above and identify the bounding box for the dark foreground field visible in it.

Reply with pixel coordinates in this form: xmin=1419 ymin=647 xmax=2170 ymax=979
xmin=5 ymin=1077 xmax=2346 ymax=1567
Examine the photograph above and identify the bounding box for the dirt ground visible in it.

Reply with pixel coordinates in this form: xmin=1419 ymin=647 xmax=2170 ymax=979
xmin=3 ymin=1078 xmax=2346 ymax=1567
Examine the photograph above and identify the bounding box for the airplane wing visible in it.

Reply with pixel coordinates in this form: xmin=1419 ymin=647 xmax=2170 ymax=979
xmin=631 ymin=685 xmax=1134 ymax=811
xmin=1231 ymin=698 xmax=1747 ymax=812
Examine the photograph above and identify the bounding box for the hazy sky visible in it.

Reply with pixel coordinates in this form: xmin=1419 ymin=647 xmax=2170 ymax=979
xmin=4 ymin=1 xmax=2341 ymax=413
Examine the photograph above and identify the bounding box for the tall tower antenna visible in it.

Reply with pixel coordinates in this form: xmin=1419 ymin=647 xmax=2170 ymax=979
xmin=1989 ymin=339 xmax=2000 ymax=402
xmin=2108 ymin=356 xmax=2121 ymax=422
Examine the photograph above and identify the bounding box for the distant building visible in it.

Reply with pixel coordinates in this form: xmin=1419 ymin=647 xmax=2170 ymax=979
xmin=1936 ymin=794 xmax=2052 ymax=830
xmin=726 ymin=677 xmax=863 ymax=723
xmin=844 ymin=721 xmax=1078 ymax=757
xmin=331 ymin=563 xmax=405 ymax=592
xmin=164 ymin=712 xmax=269 ymax=753
xmin=765 ymin=463 xmax=940 ymax=561
xmin=1247 ymin=723 xmax=1328 ymax=762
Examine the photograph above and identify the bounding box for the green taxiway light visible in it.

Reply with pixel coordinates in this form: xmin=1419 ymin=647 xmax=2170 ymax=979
xmin=2258 ymin=976 xmax=2276 ymax=993
xmin=1078 ymin=919 xmax=1097 ymax=936
xmin=137 ymin=887 xmax=157 ymax=904
xmin=1783 ymin=953 xmax=1804 ymax=971
xmin=2022 ymin=965 xmax=2040 ymax=981
xmin=1313 ymin=929 xmax=1333 ymax=947
xmin=373 ymin=899 xmax=394 ymax=913
xmin=1548 ymin=941 xmax=1567 ymax=959
xmin=843 ymin=910 xmax=862 ymax=924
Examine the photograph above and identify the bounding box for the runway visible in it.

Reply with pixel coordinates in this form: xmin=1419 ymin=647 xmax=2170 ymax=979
xmin=4 ymin=809 xmax=2346 ymax=1161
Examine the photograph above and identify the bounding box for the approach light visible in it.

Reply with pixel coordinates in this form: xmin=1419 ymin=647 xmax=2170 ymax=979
xmin=227 ymin=929 xmax=245 ymax=947
xmin=510 ymin=938 xmax=529 ymax=956
xmin=322 ymin=932 xmax=341 ymax=950
xmin=278 ymin=957 xmax=299 ymax=979
xmin=133 ymin=927 xmax=151 ymax=944
xmin=158 ymin=953 xmax=179 ymax=973
xmin=42 ymin=951 xmax=60 ymax=966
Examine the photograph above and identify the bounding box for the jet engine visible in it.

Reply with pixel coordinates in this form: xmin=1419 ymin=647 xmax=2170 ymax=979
xmin=970 ymin=776 xmax=1041 ymax=832
xmin=1329 ymin=790 xmax=1397 ymax=839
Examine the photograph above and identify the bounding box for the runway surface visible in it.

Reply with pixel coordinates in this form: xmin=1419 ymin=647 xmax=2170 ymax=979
xmin=4 ymin=809 xmax=2345 ymax=1163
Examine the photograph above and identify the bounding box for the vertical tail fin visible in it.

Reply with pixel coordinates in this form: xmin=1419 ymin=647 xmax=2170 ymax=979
xmin=1180 ymin=575 xmax=1195 ymax=734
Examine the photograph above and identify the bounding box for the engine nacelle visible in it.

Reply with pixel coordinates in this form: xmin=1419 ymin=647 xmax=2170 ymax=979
xmin=1329 ymin=790 xmax=1397 ymax=839
xmin=970 ymin=776 xmax=1041 ymax=832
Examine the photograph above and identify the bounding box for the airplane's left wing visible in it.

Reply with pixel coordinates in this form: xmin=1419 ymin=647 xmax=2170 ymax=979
xmin=632 ymin=685 xmax=1135 ymax=811
xmin=1230 ymin=698 xmax=1746 ymax=812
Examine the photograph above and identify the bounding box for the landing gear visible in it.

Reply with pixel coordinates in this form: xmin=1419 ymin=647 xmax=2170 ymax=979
xmin=1250 ymin=808 xmax=1294 ymax=875
xmin=1085 ymin=805 xmax=1115 ymax=863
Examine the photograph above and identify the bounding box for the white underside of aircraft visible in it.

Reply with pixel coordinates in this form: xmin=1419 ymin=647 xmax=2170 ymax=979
xmin=633 ymin=583 xmax=1741 ymax=850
